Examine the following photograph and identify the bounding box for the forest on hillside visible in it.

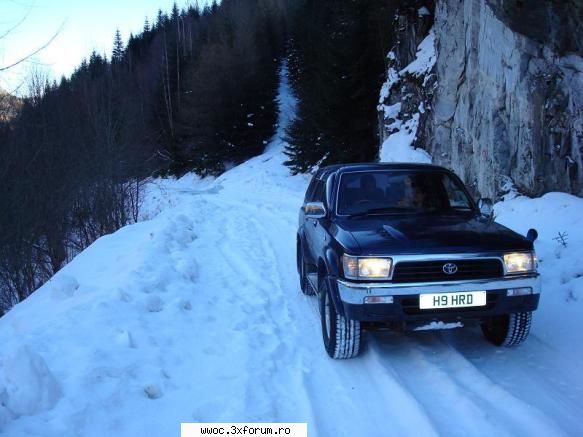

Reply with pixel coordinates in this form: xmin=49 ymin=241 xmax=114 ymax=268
xmin=0 ymin=0 xmax=396 ymax=313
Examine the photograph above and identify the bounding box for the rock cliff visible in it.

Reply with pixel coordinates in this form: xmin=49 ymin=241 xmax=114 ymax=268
xmin=379 ymin=0 xmax=583 ymax=199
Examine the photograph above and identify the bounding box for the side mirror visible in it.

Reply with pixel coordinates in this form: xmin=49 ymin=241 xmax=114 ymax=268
xmin=478 ymin=198 xmax=494 ymax=218
xmin=304 ymin=202 xmax=327 ymax=219
xmin=526 ymin=228 xmax=538 ymax=242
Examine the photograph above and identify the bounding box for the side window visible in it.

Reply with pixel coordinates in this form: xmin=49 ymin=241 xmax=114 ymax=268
xmin=304 ymin=177 xmax=317 ymax=203
xmin=312 ymin=180 xmax=325 ymax=204
xmin=325 ymin=175 xmax=335 ymax=208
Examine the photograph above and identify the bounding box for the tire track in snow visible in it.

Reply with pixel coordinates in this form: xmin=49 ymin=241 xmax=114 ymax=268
xmin=444 ymin=329 xmax=583 ymax=434
xmin=203 ymin=201 xmax=318 ymax=425
xmin=370 ymin=332 xmax=568 ymax=437
xmin=210 ymin=197 xmax=440 ymax=436
xmin=243 ymin=211 xmax=333 ymax=434
xmin=222 ymin=215 xmax=284 ymax=421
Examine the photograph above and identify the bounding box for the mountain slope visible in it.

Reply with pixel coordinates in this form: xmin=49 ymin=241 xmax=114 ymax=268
xmin=1 ymin=63 xmax=583 ymax=437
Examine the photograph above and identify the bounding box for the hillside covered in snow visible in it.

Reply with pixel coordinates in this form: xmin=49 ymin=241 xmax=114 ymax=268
xmin=1 ymin=60 xmax=582 ymax=437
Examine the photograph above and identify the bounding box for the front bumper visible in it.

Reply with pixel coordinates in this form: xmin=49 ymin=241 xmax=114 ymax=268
xmin=337 ymin=275 xmax=541 ymax=323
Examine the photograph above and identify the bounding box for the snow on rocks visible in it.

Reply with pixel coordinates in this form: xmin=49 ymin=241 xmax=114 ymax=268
xmin=379 ymin=112 xmax=432 ymax=163
xmin=399 ymin=29 xmax=436 ymax=83
xmin=379 ymin=28 xmax=436 ymax=164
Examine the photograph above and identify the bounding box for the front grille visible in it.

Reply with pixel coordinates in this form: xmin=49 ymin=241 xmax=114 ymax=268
xmin=392 ymin=259 xmax=503 ymax=283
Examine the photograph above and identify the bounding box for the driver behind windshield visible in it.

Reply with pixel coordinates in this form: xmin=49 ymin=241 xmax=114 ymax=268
xmin=397 ymin=175 xmax=424 ymax=208
xmin=338 ymin=170 xmax=468 ymax=215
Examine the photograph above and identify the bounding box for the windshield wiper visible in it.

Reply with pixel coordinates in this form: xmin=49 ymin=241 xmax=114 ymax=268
xmin=347 ymin=207 xmax=417 ymax=218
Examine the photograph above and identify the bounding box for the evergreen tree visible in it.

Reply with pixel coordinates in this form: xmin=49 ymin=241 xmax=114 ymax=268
xmin=284 ymin=0 xmax=395 ymax=172
xmin=188 ymin=2 xmax=201 ymax=19
xmin=112 ymin=29 xmax=124 ymax=64
xmin=156 ymin=9 xmax=167 ymax=29
xmin=143 ymin=17 xmax=151 ymax=33
xmin=171 ymin=2 xmax=180 ymax=21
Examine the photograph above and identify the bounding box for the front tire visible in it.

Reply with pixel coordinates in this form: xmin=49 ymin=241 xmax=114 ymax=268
xmin=319 ymin=277 xmax=361 ymax=359
xmin=481 ymin=312 xmax=532 ymax=347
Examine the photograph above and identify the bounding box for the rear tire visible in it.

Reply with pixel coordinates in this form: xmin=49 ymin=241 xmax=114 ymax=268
xmin=481 ymin=312 xmax=532 ymax=347
xmin=297 ymin=242 xmax=315 ymax=296
xmin=319 ymin=277 xmax=361 ymax=359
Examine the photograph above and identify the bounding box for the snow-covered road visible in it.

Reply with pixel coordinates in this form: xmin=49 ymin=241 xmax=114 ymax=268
xmin=140 ymin=145 xmax=582 ymax=437
xmin=1 ymin=64 xmax=582 ymax=436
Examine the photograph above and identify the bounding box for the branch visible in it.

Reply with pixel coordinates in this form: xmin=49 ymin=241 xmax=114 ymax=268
xmin=0 ymin=4 xmax=33 ymax=40
xmin=0 ymin=21 xmax=66 ymax=72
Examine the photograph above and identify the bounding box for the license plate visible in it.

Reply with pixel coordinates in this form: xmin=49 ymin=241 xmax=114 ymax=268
xmin=419 ymin=291 xmax=487 ymax=310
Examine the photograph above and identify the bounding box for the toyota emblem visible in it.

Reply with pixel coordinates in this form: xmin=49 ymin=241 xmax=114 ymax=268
xmin=443 ymin=263 xmax=458 ymax=275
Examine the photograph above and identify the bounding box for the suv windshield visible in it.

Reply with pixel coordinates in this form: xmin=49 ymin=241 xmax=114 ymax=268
xmin=337 ymin=170 xmax=475 ymax=216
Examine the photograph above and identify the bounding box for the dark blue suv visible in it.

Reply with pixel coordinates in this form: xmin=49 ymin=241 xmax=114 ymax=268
xmin=297 ymin=163 xmax=540 ymax=359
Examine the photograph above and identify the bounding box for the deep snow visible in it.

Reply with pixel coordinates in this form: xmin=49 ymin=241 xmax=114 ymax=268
xmin=1 ymin=61 xmax=583 ymax=437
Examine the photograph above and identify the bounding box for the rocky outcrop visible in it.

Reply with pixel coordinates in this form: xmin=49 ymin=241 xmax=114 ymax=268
xmin=379 ymin=0 xmax=583 ymax=199
xmin=378 ymin=2 xmax=435 ymax=163
xmin=0 ymin=88 xmax=21 ymax=123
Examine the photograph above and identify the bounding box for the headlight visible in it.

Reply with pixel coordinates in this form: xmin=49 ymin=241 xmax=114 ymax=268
xmin=504 ymin=252 xmax=536 ymax=274
xmin=342 ymin=255 xmax=392 ymax=279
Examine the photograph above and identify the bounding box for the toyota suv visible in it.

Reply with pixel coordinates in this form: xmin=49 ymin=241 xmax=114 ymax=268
xmin=296 ymin=163 xmax=540 ymax=359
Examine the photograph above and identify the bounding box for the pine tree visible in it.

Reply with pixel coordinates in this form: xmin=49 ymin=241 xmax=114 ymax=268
xmin=171 ymin=2 xmax=180 ymax=21
xmin=112 ymin=29 xmax=124 ymax=64
xmin=88 ymin=50 xmax=106 ymax=78
xmin=143 ymin=17 xmax=151 ymax=33
xmin=188 ymin=1 xmax=201 ymax=19
xmin=156 ymin=9 xmax=167 ymax=29
xmin=284 ymin=0 xmax=394 ymax=172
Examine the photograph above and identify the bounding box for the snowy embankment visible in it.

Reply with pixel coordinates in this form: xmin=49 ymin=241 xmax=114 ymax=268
xmin=495 ymin=193 xmax=583 ymax=363
xmin=1 ymin=61 xmax=583 ymax=437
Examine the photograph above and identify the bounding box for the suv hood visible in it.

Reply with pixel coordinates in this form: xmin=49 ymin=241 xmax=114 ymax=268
xmin=333 ymin=214 xmax=533 ymax=255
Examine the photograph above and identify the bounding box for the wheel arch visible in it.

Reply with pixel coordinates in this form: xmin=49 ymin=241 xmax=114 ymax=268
xmin=318 ymin=250 xmax=345 ymax=317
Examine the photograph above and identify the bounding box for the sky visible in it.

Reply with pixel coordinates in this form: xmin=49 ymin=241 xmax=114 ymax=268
xmin=0 ymin=0 xmax=205 ymax=94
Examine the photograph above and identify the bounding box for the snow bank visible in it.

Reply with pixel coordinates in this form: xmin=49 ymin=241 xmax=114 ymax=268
xmin=495 ymin=192 xmax=583 ymax=360
xmin=0 ymin=58 xmax=310 ymax=437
